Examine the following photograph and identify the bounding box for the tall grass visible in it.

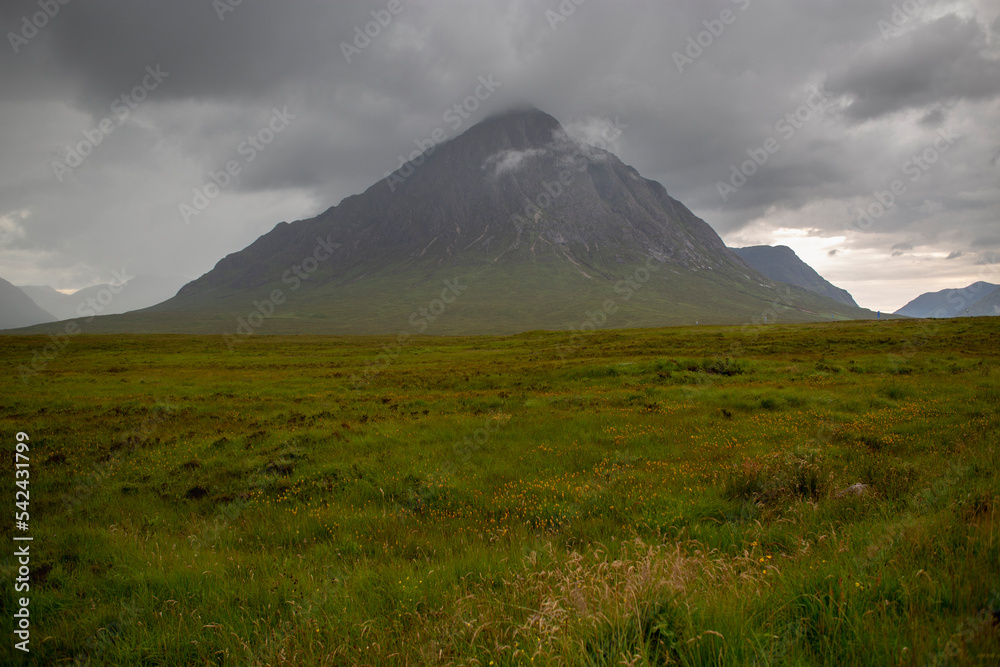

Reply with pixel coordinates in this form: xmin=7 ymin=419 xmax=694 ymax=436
xmin=0 ymin=318 xmax=998 ymax=664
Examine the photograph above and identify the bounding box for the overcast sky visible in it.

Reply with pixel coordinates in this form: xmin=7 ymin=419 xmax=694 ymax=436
xmin=1 ymin=0 xmax=998 ymax=312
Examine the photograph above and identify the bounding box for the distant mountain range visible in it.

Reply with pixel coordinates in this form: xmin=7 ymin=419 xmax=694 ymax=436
xmin=895 ymin=281 xmax=1000 ymax=318
xmin=0 ymin=276 xmax=56 ymax=330
xmin=6 ymin=108 xmax=881 ymax=335
xmin=0 ymin=275 xmax=188 ymax=331
xmin=729 ymin=245 xmax=858 ymax=307
xmin=958 ymin=286 xmax=1000 ymax=316
xmin=18 ymin=275 xmax=188 ymax=321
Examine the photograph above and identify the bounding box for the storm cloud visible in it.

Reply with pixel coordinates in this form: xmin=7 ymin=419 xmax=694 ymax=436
xmin=1 ymin=0 xmax=998 ymax=310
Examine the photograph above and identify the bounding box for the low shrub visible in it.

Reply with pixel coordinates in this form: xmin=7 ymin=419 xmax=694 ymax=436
xmin=723 ymin=448 xmax=828 ymax=503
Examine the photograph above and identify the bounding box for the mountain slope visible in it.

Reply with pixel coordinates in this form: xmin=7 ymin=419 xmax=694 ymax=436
xmin=895 ymin=282 xmax=999 ymax=318
xmin=0 ymin=277 xmax=56 ymax=330
xmin=17 ymin=285 xmax=72 ymax=320
xmin=961 ymin=286 xmax=1000 ymax=317
xmin=730 ymin=245 xmax=858 ymax=307
xmin=7 ymin=108 xmax=881 ymax=336
xmin=20 ymin=275 xmax=188 ymax=320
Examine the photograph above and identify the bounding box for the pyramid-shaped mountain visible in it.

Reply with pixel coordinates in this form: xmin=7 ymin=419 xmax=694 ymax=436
xmin=20 ymin=107 xmax=878 ymax=335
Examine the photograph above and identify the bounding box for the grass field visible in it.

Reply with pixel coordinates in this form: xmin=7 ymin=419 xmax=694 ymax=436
xmin=2 ymin=317 xmax=999 ymax=665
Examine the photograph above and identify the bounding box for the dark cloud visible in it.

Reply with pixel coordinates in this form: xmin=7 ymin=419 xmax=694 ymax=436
xmin=826 ymin=14 xmax=1000 ymax=121
xmin=919 ymin=107 xmax=945 ymax=126
xmin=0 ymin=0 xmax=997 ymax=311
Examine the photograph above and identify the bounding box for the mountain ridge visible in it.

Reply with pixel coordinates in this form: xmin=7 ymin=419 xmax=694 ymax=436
xmin=0 ymin=277 xmax=56 ymax=330
xmin=18 ymin=275 xmax=189 ymax=321
xmin=6 ymin=107 xmax=881 ymax=335
xmin=895 ymin=281 xmax=1000 ymax=318
xmin=730 ymin=245 xmax=858 ymax=307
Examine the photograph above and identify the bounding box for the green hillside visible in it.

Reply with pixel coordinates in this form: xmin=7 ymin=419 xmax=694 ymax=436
xmin=8 ymin=257 xmax=881 ymax=337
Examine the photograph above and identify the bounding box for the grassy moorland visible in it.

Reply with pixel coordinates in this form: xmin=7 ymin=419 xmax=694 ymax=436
xmin=1 ymin=318 xmax=998 ymax=665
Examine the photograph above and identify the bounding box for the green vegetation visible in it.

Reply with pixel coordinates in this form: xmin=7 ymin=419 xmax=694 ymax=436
xmin=2 ymin=317 xmax=998 ymax=665
xmin=12 ymin=257 xmax=880 ymax=337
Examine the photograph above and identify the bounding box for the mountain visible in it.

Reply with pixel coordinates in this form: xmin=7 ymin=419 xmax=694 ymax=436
xmin=730 ymin=245 xmax=858 ymax=307
xmin=7 ymin=107 xmax=881 ymax=336
xmin=19 ymin=275 xmax=189 ymax=320
xmin=0 ymin=277 xmax=56 ymax=330
xmin=895 ymin=281 xmax=1000 ymax=318
xmin=16 ymin=285 xmax=71 ymax=319
xmin=960 ymin=286 xmax=1000 ymax=317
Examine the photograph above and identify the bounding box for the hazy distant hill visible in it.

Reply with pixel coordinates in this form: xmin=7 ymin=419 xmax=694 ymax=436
xmin=9 ymin=108 xmax=880 ymax=335
xmin=19 ymin=275 xmax=188 ymax=321
xmin=895 ymin=281 xmax=999 ymax=318
xmin=0 ymin=276 xmax=56 ymax=330
xmin=960 ymin=286 xmax=1000 ymax=316
xmin=17 ymin=285 xmax=77 ymax=320
xmin=730 ymin=245 xmax=858 ymax=307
